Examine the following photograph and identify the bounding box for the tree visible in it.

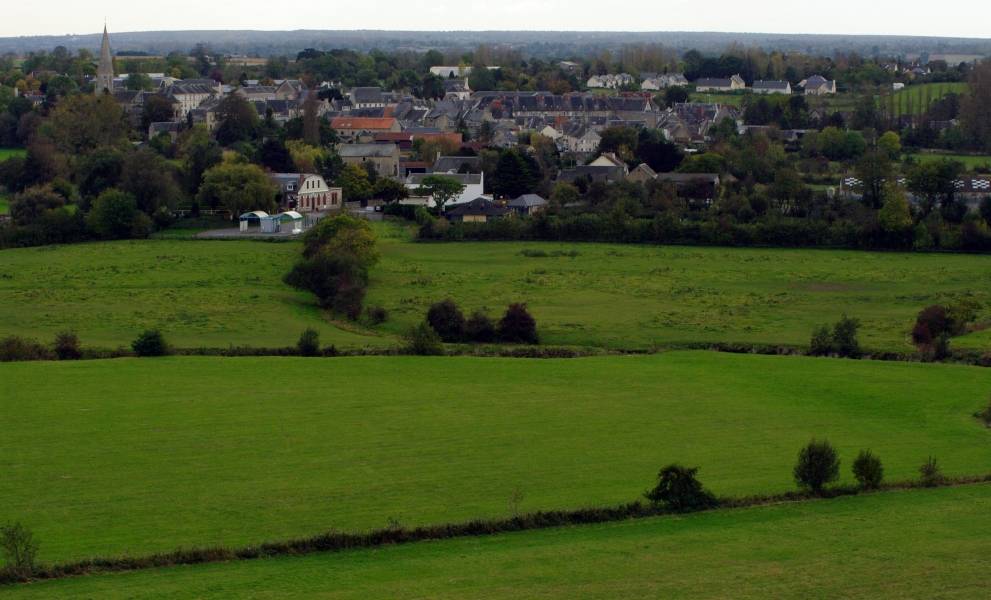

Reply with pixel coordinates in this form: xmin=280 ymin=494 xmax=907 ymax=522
xmin=426 ymin=299 xmax=467 ymax=342
xmin=302 ymin=91 xmax=320 ymax=146
xmin=906 ymin=159 xmax=964 ymax=217
xmin=0 ymin=522 xmax=38 ymax=580
xmin=53 ymin=331 xmax=82 ymax=360
xmin=793 ymin=439 xmax=840 ymax=493
xmin=919 ymin=456 xmax=943 ymax=487
xmin=878 ymin=184 xmax=913 ymax=234
xmin=855 ymin=147 xmax=893 ymax=209
xmin=636 ymin=128 xmax=683 ymax=172
xmin=178 ymin=125 xmax=222 ymax=196
xmin=214 ymin=94 xmax=259 ymax=146
xmin=335 ymin=163 xmax=373 ymax=203
xmin=877 ymin=131 xmax=902 ymax=160
xmin=404 ymin=321 xmax=445 ymax=355
xmin=131 ymin=329 xmax=170 ymax=357
xmin=809 ymin=324 xmax=833 ymax=356
xmin=498 ymin=303 xmax=538 ymax=344
xmin=468 ymin=65 xmax=496 ymax=91
xmin=597 ymin=126 xmax=639 ymax=162
xmin=415 ymin=175 xmax=465 ymax=211
xmin=125 ymin=71 xmax=153 ymax=91
xmin=119 ymin=148 xmax=182 ymax=217
xmin=465 ymin=310 xmax=497 ymax=343
xmin=297 ymin=328 xmax=320 ymax=356
xmin=76 ymin=146 xmax=125 ymax=199
xmin=86 ymin=188 xmax=152 ymax=239
xmin=832 ymin=315 xmax=861 ymax=358
xmin=852 ymin=450 xmax=884 ymax=489
xmin=141 ymin=95 xmax=177 ymax=132
xmin=9 ymin=185 xmax=65 ymax=226
xmin=550 ymin=181 xmax=580 ymax=207
xmin=43 ymin=94 xmax=130 ymax=157
xmin=644 ymin=464 xmax=717 ymax=511
xmin=284 ymin=250 xmax=369 ymax=319
xmin=960 ymin=60 xmax=991 ymax=152
xmin=259 ymin=139 xmax=295 ymax=172
xmin=197 ymin=161 xmax=277 ymax=216
xmin=301 ymin=213 xmax=379 ymax=264
xmin=492 ymin=149 xmax=540 ymax=199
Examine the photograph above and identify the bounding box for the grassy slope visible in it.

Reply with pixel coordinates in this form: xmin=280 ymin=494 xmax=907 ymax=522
xmin=0 ymin=240 xmax=391 ymax=349
xmin=369 ymin=237 xmax=991 ymax=351
xmin=891 ymin=82 xmax=968 ymax=115
xmin=1 ymin=352 xmax=989 ymax=563
xmin=9 ymin=484 xmax=991 ymax=599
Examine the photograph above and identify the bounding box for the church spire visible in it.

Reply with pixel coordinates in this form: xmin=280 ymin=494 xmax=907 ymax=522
xmin=96 ymin=24 xmax=114 ymax=94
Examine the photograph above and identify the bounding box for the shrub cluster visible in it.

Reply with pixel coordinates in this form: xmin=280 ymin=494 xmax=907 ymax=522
xmin=131 ymin=330 xmax=170 ymax=357
xmin=809 ymin=315 xmax=861 ymax=358
xmin=644 ymin=464 xmax=717 ymax=511
xmin=423 ymin=299 xmax=538 ymax=345
xmin=912 ymin=301 xmax=980 ymax=360
xmin=296 ymin=328 xmax=321 ymax=357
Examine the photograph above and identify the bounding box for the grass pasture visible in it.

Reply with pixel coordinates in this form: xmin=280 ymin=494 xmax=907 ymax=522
xmin=369 ymin=238 xmax=991 ymax=351
xmin=8 ymin=484 xmax=991 ymax=599
xmin=2 ymin=235 xmax=990 ymax=351
xmin=907 ymin=151 xmax=991 ymax=170
xmin=0 ymin=240 xmax=391 ymax=349
xmin=0 ymin=147 xmax=26 ymax=162
xmin=1 ymin=352 xmax=990 ymax=563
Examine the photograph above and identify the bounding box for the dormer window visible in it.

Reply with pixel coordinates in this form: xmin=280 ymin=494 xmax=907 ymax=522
xmin=286 ymin=183 xmax=295 ymax=191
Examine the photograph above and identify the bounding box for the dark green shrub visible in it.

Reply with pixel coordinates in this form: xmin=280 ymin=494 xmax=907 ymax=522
xmin=366 ymin=305 xmax=388 ymax=325
xmin=793 ymin=439 xmax=840 ymax=493
xmin=0 ymin=522 xmax=38 ymax=580
xmin=644 ymin=464 xmax=717 ymax=511
xmin=284 ymin=250 xmax=370 ymax=320
xmin=131 ymin=330 xmax=170 ymax=357
xmin=404 ymin=321 xmax=444 ymax=356
xmin=297 ymin=328 xmax=320 ymax=357
xmin=975 ymin=396 xmax=991 ymax=427
xmin=0 ymin=336 xmax=52 ymax=362
xmin=852 ymin=449 xmax=883 ymax=489
xmin=919 ymin=456 xmax=943 ymax=487
xmin=832 ymin=315 xmax=861 ymax=358
xmin=426 ymin=299 xmax=466 ymax=342
xmin=466 ymin=310 xmax=497 ymax=343
xmin=53 ymin=331 xmax=82 ymax=360
xmin=809 ymin=324 xmax=832 ymax=356
xmin=498 ymin=303 xmax=538 ymax=344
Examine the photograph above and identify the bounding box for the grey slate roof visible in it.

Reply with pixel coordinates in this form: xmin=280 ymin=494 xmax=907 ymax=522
xmin=445 ymin=197 xmax=509 ymax=217
xmin=338 ymin=143 xmax=399 ymax=158
xmin=433 ymin=156 xmax=482 ymax=173
xmin=508 ymin=194 xmax=547 ymax=208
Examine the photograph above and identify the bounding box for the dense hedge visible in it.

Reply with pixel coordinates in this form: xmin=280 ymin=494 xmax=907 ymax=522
xmin=418 ymin=213 xmax=991 ymax=253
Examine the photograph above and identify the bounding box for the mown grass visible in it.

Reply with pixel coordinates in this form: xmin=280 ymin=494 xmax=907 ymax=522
xmin=1 ymin=352 xmax=989 ymax=563
xmin=688 ymin=91 xmax=746 ymax=106
xmin=0 ymin=240 xmax=392 ymax=349
xmin=369 ymin=236 xmax=991 ymax=351
xmin=0 ymin=147 xmax=26 ymax=162
xmin=7 ymin=484 xmax=991 ymax=599
xmin=907 ymin=152 xmax=991 ymax=170
xmin=2 ymin=234 xmax=989 ymax=351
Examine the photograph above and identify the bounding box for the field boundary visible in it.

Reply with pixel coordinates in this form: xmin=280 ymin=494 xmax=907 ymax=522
xmin=4 ymin=475 xmax=991 ymax=587
xmin=2 ymin=340 xmax=990 ymax=367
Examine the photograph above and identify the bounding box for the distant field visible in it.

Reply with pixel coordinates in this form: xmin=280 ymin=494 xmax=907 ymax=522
xmin=907 ymin=152 xmax=991 ymax=170
xmin=2 ymin=352 xmax=990 ymax=563
xmin=0 ymin=240 xmax=391 ymax=349
xmin=689 ymin=91 xmax=745 ymax=106
xmin=368 ymin=237 xmax=991 ymax=351
xmin=10 ymin=484 xmax=991 ymax=599
xmin=2 ymin=235 xmax=989 ymax=351
xmin=890 ymin=82 xmax=968 ymax=115
xmin=0 ymin=147 xmax=26 ymax=161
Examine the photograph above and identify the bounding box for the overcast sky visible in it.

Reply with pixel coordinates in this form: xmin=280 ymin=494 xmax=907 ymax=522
xmin=2 ymin=0 xmax=990 ymax=38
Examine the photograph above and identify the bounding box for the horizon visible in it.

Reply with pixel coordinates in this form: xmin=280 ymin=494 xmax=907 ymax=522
xmin=3 ymin=0 xmax=991 ymax=39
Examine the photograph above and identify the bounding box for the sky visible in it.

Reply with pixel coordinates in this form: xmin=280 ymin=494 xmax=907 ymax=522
xmin=1 ymin=0 xmax=990 ymax=38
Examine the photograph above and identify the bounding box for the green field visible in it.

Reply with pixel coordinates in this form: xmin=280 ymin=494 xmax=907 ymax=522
xmin=0 ymin=240 xmax=391 ymax=349
xmin=368 ymin=237 xmax=991 ymax=351
xmin=907 ymin=152 xmax=991 ymax=170
xmin=689 ymin=91 xmax=746 ymax=106
xmin=2 ymin=235 xmax=989 ymax=351
xmin=0 ymin=147 xmax=26 ymax=162
xmin=8 ymin=484 xmax=991 ymax=599
xmin=890 ymin=82 xmax=968 ymax=115
xmin=1 ymin=352 xmax=989 ymax=563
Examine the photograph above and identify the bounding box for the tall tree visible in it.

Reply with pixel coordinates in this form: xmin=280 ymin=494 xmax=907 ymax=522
xmin=960 ymin=60 xmax=991 ymax=152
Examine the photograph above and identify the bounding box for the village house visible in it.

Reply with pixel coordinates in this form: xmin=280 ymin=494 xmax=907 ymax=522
xmin=405 ymin=172 xmax=484 ymax=207
xmin=507 ymin=194 xmax=548 ymax=216
xmin=559 ymin=152 xmax=629 ymax=184
xmin=641 ymin=73 xmax=689 ymax=91
xmin=445 ymin=197 xmax=509 ymax=223
xmin=587 ymin=73 xmax=635 ymax=89
xmin=752 ymin=80 xmax=792 ymax=95
xmin=695 ymin=74 xmax=746 ymax=92
xmin=166 ymin=81 xmax=217 ymax=119
xmin=269 ymin=173 xmax=343 ymax=213
xmin=800 ymin=75 xmax=838 ymax=95
xmin=330 ymin=117 xmax=402 ymax=142
xmin=338 ymin=143 xmax=401 ymax=178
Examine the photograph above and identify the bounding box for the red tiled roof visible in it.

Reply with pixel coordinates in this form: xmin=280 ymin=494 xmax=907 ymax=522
xmin=330 ymin=117 xmax=398 ymax=130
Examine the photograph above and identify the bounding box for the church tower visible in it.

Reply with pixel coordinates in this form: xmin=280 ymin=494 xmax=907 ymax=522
xmin=95 ymin=25 xmax=114 ymax=94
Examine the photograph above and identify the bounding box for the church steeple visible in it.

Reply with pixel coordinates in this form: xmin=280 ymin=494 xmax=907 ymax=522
xmin=95 ymin=25 xmax=114 ymax=94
